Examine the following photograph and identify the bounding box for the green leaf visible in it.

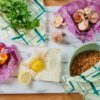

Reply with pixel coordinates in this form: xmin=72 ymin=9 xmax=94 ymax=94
xmin=31 ymin=19 xmax=40 ymax=29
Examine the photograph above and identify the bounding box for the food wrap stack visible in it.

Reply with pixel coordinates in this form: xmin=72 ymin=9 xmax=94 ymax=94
xmin=62 ymin=62 xmax=100 ymax=100
xmin=0 ymin=0 xmax=46 ymax=46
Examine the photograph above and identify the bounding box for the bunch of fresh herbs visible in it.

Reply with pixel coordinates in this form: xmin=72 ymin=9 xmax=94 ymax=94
xmin=0 ymin=0 xmax=39 ymax=30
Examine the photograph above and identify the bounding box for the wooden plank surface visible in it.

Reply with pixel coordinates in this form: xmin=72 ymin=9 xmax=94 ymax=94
xmin=44 ymin=0 xmax=73 ymax=6
xmin=0 ymin=0 xmax=83 ymax=100
xmin=0 ymin=93 xmax=83 ymax=100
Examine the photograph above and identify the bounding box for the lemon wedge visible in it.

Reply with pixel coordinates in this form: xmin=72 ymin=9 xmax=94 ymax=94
xmin=18 ymin=71 xmax=31 ymax=85
xmin=30 ymin=58 xmax=45 ymax=73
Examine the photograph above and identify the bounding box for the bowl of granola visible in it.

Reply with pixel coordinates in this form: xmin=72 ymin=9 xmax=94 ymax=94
xmin=68 ymin=42 xmax=100 ymax=76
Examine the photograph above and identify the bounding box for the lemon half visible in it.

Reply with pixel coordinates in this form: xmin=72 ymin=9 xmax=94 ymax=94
xmin=18 ymin=71 xmax=31 ymax=85
xmin=30 ymin=58 xmax=45 ymax=73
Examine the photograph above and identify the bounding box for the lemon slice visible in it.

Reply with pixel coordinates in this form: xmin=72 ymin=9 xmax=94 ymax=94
xmin=18 ymin=71 xmax=31 ymax=85
xmin=30 ymin=58 xmax=45 ymax=73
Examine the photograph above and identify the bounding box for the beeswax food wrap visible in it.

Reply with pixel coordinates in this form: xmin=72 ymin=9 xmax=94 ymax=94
xmin=57 ymin=0 xmax=100 ymax=43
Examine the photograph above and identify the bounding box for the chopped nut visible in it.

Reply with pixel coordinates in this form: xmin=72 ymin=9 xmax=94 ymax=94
xmin=84 ymin=7 xmax=93 ymax=15
xmin=73 ymin=12 xmax=85 ymax=23
xmin=53 ymin=16 xmax=63 ymax=28
xmin=77 ymin=19 xmax=89 ymax=31
xmin=88 ymin=11 xmax=99 ymax=23
xmin=52 ymin=32 xmax=64 ymax=43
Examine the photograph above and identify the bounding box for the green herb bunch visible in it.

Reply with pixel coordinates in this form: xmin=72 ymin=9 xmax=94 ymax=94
xmin=0 ymin=0 xmax=39 ymax=30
